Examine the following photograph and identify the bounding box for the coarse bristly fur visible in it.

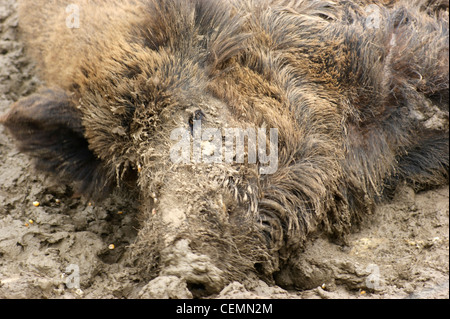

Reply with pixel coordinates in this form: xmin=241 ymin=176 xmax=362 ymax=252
xmin=1 ymin=0 xmax=448 ymax=295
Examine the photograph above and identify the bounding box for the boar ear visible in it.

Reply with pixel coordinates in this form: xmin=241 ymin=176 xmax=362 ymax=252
xmin=0 ymin=88 xmax=113 ymax=198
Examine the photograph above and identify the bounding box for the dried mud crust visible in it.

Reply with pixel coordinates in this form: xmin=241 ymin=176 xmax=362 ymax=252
xmin=0 ymin=1 xmax=448 ymax=299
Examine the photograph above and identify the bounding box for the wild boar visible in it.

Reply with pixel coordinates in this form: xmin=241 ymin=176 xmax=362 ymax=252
xmin=1 ymin=0 xmax=448 ymax=297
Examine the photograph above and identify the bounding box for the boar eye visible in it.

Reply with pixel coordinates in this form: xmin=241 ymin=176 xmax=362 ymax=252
xmin=188 ymin=110 xmax=205 ymax=133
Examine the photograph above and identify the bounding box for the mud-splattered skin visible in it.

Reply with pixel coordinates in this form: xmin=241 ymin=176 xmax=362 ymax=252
xmin=1 ymin=0 xmax=448 ymax=296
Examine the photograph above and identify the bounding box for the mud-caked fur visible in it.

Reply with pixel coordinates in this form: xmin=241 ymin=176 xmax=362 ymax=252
xmin=1 ymin=0 xmax=448 ymax=293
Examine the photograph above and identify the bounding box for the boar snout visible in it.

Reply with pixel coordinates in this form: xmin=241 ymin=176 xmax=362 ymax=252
xmin=150 ymin=188 xmax=227 ymax=296
xmin=159 ymin=239 xmax=226 ymax=297
xmin=130 ymin=168 xmax=274 ymax=297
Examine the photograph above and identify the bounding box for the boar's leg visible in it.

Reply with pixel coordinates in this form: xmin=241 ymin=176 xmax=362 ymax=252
xmin=0 ymin=88 xmax=112 ymax=197
xmin=390 ymin=131 xmax=449 ymax=192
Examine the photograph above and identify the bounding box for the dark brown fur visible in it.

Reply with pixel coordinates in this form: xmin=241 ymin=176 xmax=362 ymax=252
xmin=1 ymin=0 xmax=448 ymax=295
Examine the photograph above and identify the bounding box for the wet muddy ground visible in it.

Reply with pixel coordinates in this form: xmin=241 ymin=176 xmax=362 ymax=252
xmin=0 ymin=1 xmax=448 ymax=299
